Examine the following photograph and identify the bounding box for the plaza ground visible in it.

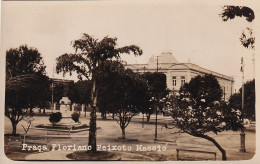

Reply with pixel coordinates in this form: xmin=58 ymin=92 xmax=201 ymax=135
xmin=4 ymin=111 xmax=256 ymax=161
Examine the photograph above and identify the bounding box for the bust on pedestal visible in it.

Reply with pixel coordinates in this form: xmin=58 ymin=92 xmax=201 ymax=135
xmin=59 ymin=97 xmax=72 ymax=118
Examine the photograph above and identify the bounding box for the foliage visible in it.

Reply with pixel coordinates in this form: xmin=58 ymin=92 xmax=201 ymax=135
xmin=97 ymin=60 xmax=148 ymax=139
xmin=71 ymin=112 xmax=80 ymax=123
xmin=179 ymin=74 xmax=223 ymax=103
xmin=5 ymin=45 xmax=48 ymax=135
xmin=142 ymin=72 xmax=168 ymax=97
xmin=73 ymin=80 xmax=92 ymax=105
xmin=171 ymin=97 xmax=243 ymax=160
xmin=56 ymin=33 xmax=142 ymax=151
xmin=220 ymin=6 xmax=254 ymax=22
xmin=6 ymin=74 xmax=51 ymax=108
xmin=52 ymin=81 xmax=78 ymax=104
xmin=56 ymin=34 xmax=142 ymax=80
xmin=6 ymin=45 xmax=46 ymax=79
xmin=53 ymin=83 xmax=65 ymax=103
xmin=141 ymin=72 xmax=168 ymax=122
xmin=240 ymin=27 xmax=255 ymax=50
xmin=49 ymin=112 xmax=62 ymax=125
xmin=169 ymin=74 xmax=243 ymax=160
xmin=229 ymin=79 xmax=255 ymax=120
xmin=220 ymin=6 xmax=255 ymax=50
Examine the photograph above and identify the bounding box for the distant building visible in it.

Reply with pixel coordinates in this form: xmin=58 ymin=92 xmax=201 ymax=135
xmin=51 ymin=78 xmax=74 ymax=98
xmin=125 ymin=51 xmax=234 ymax=101
xmin=52 ymin=78 xmax=74 ymax=85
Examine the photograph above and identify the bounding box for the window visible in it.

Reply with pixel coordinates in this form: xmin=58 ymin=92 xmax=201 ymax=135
xmin=181 ymin=76 xmax=185 ymax=86
xmin=172 ymin=76 xmax=177 ymax=86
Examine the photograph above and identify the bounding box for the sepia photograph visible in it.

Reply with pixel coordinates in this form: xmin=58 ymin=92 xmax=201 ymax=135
xmin=1 ymin=0 xmax=259 ymax=162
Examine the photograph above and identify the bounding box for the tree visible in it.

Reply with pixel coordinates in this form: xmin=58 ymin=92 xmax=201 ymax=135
xmin=66 ymin=82 xmax=80 ymax=104
xmin=52 ymin=80 xmax=78 ymax=104
xmin=169 ymin=75 xmax=243 ymax=160
xmin=171 ymin=99 xmax=243 ymax=160
xmin=73 ymin=80 xmax=92 ymax=105
xmin=56 ymin=34 xmax=142 ymax=151
xmin=179 ymin=74 xmax=223 ymax=103
xmin=142 ymin=72 xmax=168 ymax=122
xmin=6 ymin=75 xmax=50 ymax=133
xmin=229 ymin=79 xmax=255 ymax=121
xmin=220 ymin=5 xmax=255 ymax=117
xmin=53 ymin=83 xmax=66 ymax=103
xmin=6 ymin=45 xmax=46 ymax=79
xmin=5 ymin=45 xmax=48 ymax=135
xmin=73 ymin=80 xmax=92 ymax=117
xmin=97 ymin=61 xmax=148 ymax=139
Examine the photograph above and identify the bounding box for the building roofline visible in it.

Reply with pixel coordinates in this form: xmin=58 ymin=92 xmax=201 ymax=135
xmin=125 ymin=62 xmax=234 ymax=82
xmin=182 ymin=63 xmax=234 ymax=81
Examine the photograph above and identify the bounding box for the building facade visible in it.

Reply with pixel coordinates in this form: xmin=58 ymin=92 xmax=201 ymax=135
xmin=125 ymin=51 xmax=234 ymax=101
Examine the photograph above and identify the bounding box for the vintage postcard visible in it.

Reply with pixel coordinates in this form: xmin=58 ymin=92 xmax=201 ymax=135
xmin=1 ymin=0 xmax=259 ymax=163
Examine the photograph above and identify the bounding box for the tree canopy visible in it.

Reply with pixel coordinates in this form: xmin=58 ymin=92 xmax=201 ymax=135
xmin=6 ymin=45 xmax=46 ymax=80
xmin=180 ymin=74 xmax=223 ymax=103
xmin=220 ymin=6 xmax=254 ymax=22
xmin=168 ymin=74 xmax=243 ymax=160
xmin=56 ymin=34 xmax=142 ymax=80
xmin=97 ymin=60 xmax=149 ymax=139
xmin=56 ymin=33 xmax=143 ymax=151
xmin=73 ymin=80 xmax=92 ymax=105
xmin=141 ymin=72 xmax=168 ymax=122
xmin=229 ymin=79 xmax=255 ymax=120
xmin=5 ymin=45 xmax=49 ymax=135
xmin=220 ymin=6 xmax=255 ymax=50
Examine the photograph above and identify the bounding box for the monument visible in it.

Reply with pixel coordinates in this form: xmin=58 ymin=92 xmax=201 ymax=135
xmin=59 ymin=97 xmax=72 ymax=118
xmin=36 ymin=96 xmax=89 ymax=133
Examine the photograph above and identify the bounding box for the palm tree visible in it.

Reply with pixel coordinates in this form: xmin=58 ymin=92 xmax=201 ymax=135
xmin=56 ymin=34 xmax=142 ymax=151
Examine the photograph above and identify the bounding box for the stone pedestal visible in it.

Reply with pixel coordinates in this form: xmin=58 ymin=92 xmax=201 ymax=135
xmin=59 ymin=97 xmax=72 ymax=118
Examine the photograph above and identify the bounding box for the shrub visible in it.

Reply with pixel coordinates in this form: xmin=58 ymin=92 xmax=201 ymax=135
xmin=49 ymin=112 xmax=62 ymax=125
xmin=71 ymin=112 xmax=80 ymax=123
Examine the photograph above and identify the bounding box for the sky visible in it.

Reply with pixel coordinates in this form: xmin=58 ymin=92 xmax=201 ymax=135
xmin=1 ymin=0 xmax=259 ymax=91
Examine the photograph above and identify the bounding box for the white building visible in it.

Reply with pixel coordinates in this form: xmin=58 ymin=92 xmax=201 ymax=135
xmin=125 ymin=51 xmax=234 ymax=101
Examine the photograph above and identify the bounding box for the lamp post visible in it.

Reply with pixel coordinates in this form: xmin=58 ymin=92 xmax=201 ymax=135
xmin=155 ymin=103 xmax=158 ymax=140
xmin=52 ymin=64 xmax=55 ymax=112
xmin=154 ymin=56 xmax=159 ymax=141
xmin=240 ymin=57 xmax=246 ymax=152
xmin=142 ymin=66 xmax=146 ymax=128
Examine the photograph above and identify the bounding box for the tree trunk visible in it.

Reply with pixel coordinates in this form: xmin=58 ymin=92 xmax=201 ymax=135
xmin=88 ymin=106 xmax=97 ymax=151
xmin=43 ymin=108 xmax=46 ymax=114
xmin=88 ymin=79 xmax=97 ymax=152
xmin=23 ymin=134 xmax=26 ymax=144
xmin=122 ymin=127 xmax=126 ymax=139
xmin=84 ymin=104 xmax=87 ymax=117
xmin=12 ymin=123 xmax=17 ymax=135
xmin=146 ymin=113 xmax=151 ymax=123
xmin=195 ymin=133 xmax=227 ymax=160
xmin=101 ymin=112 xmax=106 ymax=119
